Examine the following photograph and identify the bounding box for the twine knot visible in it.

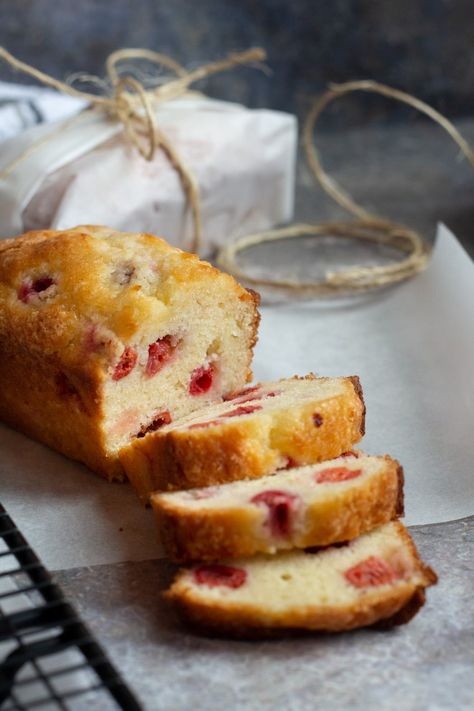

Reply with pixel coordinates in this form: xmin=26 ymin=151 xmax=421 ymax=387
xmin=0 ymin=45 xmax=267 ymax=253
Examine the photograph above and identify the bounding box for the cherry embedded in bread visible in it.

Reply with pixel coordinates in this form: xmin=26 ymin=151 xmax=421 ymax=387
xmin=251 ymin=490 xmax=301 ymax=537
xmin=189 ymin=364 xmax=214 ymax=395
xmin=18 ymin=276 xmax=55 ymax=303
xmin=194 ymin=564 xmax=247 ymax=589
xmin=221 ymin=404 xmax=262 ymax=418
xmin=224 ymin=385 xmax=260 ymax=402
xmin=146 ymin=335 xmax=176 ymax=377
xmin=226 ymin=387 xmax=279 ymax=404
xmin=188 ymin=403 xmax=262 ymax=429
xmin=136 ymin=410 xmax=172 ymax=438
xmin=344 ymin=555 xmax=399 ymax=588
xmin=282 ymin=457 xmax=299 ymax=470
xmin=113 ymin=346 xmax=138 ymax=381
xmin=315 ymin=466 xmax=362 ymax=483
xmin=313 ymin=413 xmax=324 ymax=427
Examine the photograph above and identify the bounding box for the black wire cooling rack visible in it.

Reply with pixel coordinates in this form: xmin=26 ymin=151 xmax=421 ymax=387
xmin=0 ymin=502 xmax=142 ymax=710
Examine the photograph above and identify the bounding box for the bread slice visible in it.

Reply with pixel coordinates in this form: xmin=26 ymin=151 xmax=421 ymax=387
xmin=165 ymin=521 xmax=437 ymax=637
xmin=120 ymin=374 xmax=366 ymax=500
xmin=0 ymin=226 xmax=259 ymax=480
xmin=152 ymin=453 xmax=403 ymax=562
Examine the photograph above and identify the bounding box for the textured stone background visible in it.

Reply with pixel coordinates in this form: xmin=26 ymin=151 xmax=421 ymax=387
xmin=1 ymin=0 xmax=474 ymax=124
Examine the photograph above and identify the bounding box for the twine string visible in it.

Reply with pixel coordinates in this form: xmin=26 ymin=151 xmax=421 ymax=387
xmin=303 ymin=80 xmax=474 ymax=222
xmin=218 ymin=80 xmax=474 ymax=295
xmin=0 ymin=45 xmax=266 ymax=253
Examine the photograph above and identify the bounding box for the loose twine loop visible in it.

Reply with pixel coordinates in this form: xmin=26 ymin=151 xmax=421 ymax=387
xmin=217 ymin=80 xmax=474 ymax=295
xmin=0 ymin=45 xmax=267 ymax=254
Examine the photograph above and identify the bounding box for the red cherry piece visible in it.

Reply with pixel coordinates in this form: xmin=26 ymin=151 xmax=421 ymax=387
xmin=224 ymin=385 xmax=260 ymax=401
xmin=344 ymin=556 xmax=399 ymax=588
xmin=18 ymin=283 xmax=33 ymax=303
xmin=112 ymin=346 xmax=138 ymax=381
xmin=18 ymin=276 xmax=55 ymax=303
xmin=251 ymin=490 xmax=300 ymax=537
xmin=224 ymin=386 xmax=279 ymax=405
xmin=146 ymin=335 xmax=175 ymax=377
xmin=194 ymin=564 xmax=247 ymax=589
xmin=136 ymin=410 xmax=172 ymax=438
xmin=313 ymin=413 xmax=324 ymax=427
xmin=315 ymin=467 xmax=362 ymax=483
xmin=282 ymin=456 xmax=298 ymax=469
xmin=231 ymin=391 xmax=263 ymax=403
xmin=220 ymin=404 xmax=262 ymax=418
xmin=189 ymin=364 xmax=214 ymax=395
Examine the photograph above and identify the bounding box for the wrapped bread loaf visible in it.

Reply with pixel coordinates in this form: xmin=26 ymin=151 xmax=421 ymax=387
xmin=0 ymin=225 xmax=259 ymax=480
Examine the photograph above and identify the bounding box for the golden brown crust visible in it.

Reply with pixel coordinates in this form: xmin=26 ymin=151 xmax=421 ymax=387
xmin=0 ymin=341 xmax=124 ymax=481
xmin=166 ymin=583 xmax=427 ymax=639
xmin=348 ymin=375 xmax=366 ymax=436
xmin=152 ymin=455 xmax=404 ymax=562
xmin=165 ymin=522 xmax=437 ymax=638
xmin=156 ymin=504 xmax=262 ymax=562
xmin=373 ymin=588 xmax=427 ymax=629
xmin=395 ymin=463 xmax=405 ymax=517
xmin=121 ymin=375 xmax=366 ymax=501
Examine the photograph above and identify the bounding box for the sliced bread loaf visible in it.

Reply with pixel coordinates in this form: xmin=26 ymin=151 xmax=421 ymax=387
xmin=120 ymin=374 xmax=366 ymax=500
xmin=152 ymin=452 xmax=403 ymax=562
xmin=165 ymin=521 xmax=437 ymax=637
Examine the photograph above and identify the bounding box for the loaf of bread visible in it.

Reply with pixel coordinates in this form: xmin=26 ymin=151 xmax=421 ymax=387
xmin=0 ymin=226 xmax=259 ymax=480
xmin=120 ymin=374 xmax=366 ymax=500
xmin=152 ymin=452 xmax=403 ymax=562
xmin=165 ymin=521 xmax=437 ymax=637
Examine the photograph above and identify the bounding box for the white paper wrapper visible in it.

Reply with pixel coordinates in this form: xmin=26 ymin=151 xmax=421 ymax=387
xmin=0 ymin=96 xmax=296 ymax=255
xmin=0 ymin=80 xmax=85 ymax=141
xmin=0 ymin=224 xmax=472 ymax=571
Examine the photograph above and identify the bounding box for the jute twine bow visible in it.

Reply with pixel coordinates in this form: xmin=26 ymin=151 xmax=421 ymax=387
xmin=0 ymin=45 xmax=266 ymax=254
xmin=217 ymin=80 xmax=474 ymax=295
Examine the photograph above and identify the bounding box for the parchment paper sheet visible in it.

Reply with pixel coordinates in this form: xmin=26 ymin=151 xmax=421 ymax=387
xmin=0 ymin=224 xmax=472 ymax=570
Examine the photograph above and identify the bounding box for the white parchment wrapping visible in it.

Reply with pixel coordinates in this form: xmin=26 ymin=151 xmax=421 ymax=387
xmin=0 ymin=224 xmax=472 ymax=570
xmin=0 ymin=96 xmax=296 ymax=255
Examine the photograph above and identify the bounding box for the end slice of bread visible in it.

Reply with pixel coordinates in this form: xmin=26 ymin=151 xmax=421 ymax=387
xmin=120 ymin=374 xmax=366 ymax=501
xmin=152 ymin=452 xmax=403 ymax=562
xmin=165 ymin=521 xmax=437 ymax=637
